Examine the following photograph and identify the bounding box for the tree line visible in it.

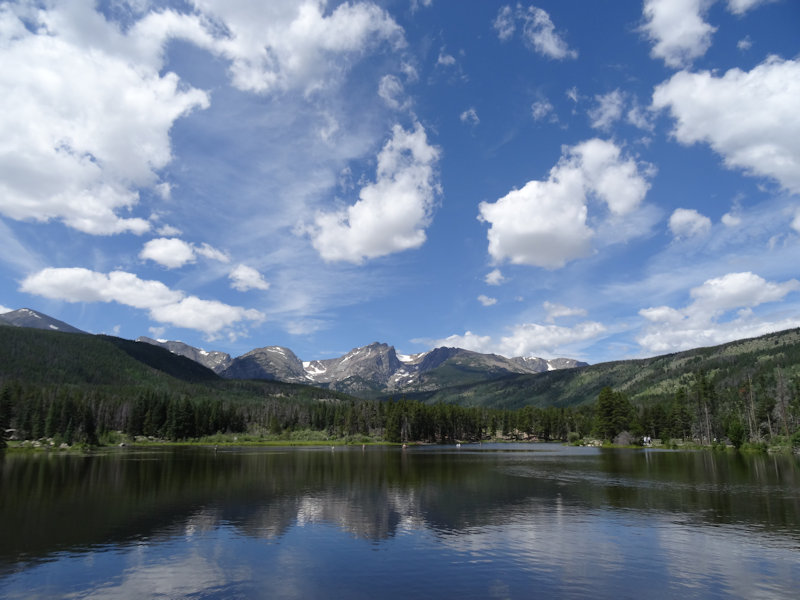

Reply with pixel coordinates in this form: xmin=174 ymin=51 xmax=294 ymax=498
xmin=2 ymin=366 xmax=799 ymax=448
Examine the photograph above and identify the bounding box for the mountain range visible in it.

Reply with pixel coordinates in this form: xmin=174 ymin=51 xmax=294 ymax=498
xmin=136 ymin=338 xmax=586 ymax=398
xmin=0 ymin=308 xmax=585 ymax=398
xmin=2 ymin=307 xmax=799 ymax=410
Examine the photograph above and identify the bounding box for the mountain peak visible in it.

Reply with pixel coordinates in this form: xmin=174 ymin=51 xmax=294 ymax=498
xmin=0 ymin=308 xmax=86 ymax=334
xmin=136 ymin=336 xmax=232 ymax=373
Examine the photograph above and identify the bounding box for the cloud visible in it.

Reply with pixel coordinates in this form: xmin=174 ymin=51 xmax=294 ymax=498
xmin=477 ymin=295 xmax=497 ymax=306
xmin=641 ymin=0 xmax=716 ymax=68
xmin=430 ymin=320 xmax=605 ymax=358
xmin=460 ymin=108 xmax=480 ymax=126
xmin=543 ymin=301 xmax=587 ymax=323
xmin=792 ymin=209 xmax=800 ymax=234
xmin=429 ymin=331 xmax=493 ymax=353
xmin=737 ymin=36 xmax=752 ymax=51
xmin=190 ymin=0 xmax=405 ymax=95
xmin=411 ymin=0 xmax=434 ymax=13
xmin=195 ymin=243 xmax=231 ymax=263
xmin=496 ymin=321 xmax=606 ymax=357
xmin=493 ymin=6 xmax=516 ymax=41
xmin=20 ymin=267 xmax=263 ymax=337
xmin=588 ymin=90 xmax=625 ymax=131
xmin=139 ymin=238 xmax=230 ymax=269
xmin=139 ymin=238 xmax=197 ymax=269
xmin=519 ymin=6 xmax=577 ymax=59
xmin=437 ymin=50 xmax=456 ymax=67
xmin=157 ymin=224 xmax=183 ymax=237
xmin=637 ymin=271 xmax=800 ymax=353
xmin=669 ymin=208 xmax=712 ymax=239
xmin=565 ymin=86 xmax=579 ymax=104
xmin=652 ymin=57 xmax=800 ymax=194
xmin=378 ymin=75 xmax=410 ymax=111
xmin=485 ymin=269 xmax=506 ymax=286
xmin=626 ymin=100 xmax=654 ymax=132
xmin=0 ymin=4 xmax=209 ymax=235
xmin=0 ymin=305 xmax=11 ymax=314
xmin=479 ymin=139 xmax=652 ymax=269
xmin=0 ymin=1 xmax=406 ymax=238
xmin=229 ymin=264 xmax=270 ymax=292
xmin=493 ymin=5 xmax=577 ymax=59
xmin=531 ymin=99 xmax=555 ymax=122
xmin=721 ymin=212 xmax=742 ymax=227
xmin=309 ymin=122 xmax=440 ymax=263
xmin=726 ymin=0 xmax=773 ymax=15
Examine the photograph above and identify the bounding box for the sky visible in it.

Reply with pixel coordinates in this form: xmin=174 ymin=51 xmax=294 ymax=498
xmin=1 ymin=0 xmax=799 ymax=364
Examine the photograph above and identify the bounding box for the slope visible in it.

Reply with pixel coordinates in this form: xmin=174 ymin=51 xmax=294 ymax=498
xmin=398 ymin=328 xmax=800 ymax=408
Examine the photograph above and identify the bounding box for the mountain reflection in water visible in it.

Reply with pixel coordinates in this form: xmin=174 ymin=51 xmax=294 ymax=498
xmin=1 ymin=444 xmax=798 ymax=599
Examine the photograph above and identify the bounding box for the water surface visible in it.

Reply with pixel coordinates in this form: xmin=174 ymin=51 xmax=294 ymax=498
xmin=1 ymin=444 xmax=798 ymax=599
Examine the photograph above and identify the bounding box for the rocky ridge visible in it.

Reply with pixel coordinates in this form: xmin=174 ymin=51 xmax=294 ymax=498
xmin=1 ymin=307 xmax=587 ymax=398
xmin=139 ymin=338 xmax=587 ymax=397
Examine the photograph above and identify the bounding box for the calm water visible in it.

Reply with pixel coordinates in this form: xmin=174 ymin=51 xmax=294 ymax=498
xmin=1 ymin=443 xmax=798 ymax=600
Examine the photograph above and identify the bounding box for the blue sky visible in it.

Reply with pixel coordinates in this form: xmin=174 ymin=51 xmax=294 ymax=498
xmin=1 ymin=0 xmax=799 ymax=364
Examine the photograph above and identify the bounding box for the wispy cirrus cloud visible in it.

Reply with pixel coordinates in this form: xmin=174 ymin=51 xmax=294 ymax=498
xmin=493 ymin=4 xmax=577 ymax=60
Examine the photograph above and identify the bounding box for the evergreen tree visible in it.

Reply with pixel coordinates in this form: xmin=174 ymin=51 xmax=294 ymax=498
xmin=0 ymin=385 xmax=12 ymax=448
xmin=596 ymin=387 xmax=634 ymax=440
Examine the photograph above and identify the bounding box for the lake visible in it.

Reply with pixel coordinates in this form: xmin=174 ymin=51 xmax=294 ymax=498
xmin=1 ymin=443 xmax=798 ymax=599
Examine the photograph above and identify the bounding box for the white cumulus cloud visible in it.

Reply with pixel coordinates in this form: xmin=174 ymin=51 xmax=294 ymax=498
xmin=0 ymin=1 xmax=406 ymax=237
xmin=429 ymin=320 xmax=605 ymax=358
xmin=20 ymin=267 xmax=263 ymax=338
xmin=669 ymin=208 xmax=712 ymax=239
xmin=309 ymin=122 xmax=440 ymax=263
xmin=229 ymin=264 xmax=270 ymax=292
xmin=652 ymin=57 xmax=800 ymax=194
xmin=0 ymin=3 xmax=209 ymax=235
xmin=641 ymin=0 xmax=716 ymax=68
xmin=637 ymin=271 xmax=800 ymax=353
xmin=139 ymin=238 xmax=230 ymax=269
xmin=190 ymin=0 xmax=405 ymax=94
xmin=140 ymin=238 xmax=197 ymax=269
xmin=477 ymin=295 xmax=497 ymax=307
xmin=485 ymin=268 xmax=506 ymax=286
xmin=479 ymin=139 xmax=652 ymax=269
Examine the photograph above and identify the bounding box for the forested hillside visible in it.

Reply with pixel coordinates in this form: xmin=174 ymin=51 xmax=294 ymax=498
xmin=1 ymin=325 xmax=799 ymax=449
xmin=399 ymin=328 xmax=800 ymax=409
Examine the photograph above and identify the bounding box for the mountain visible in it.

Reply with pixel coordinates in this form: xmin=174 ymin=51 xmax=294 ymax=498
xmin=0 ymin=325 xmax=218 ymax=387
xmin=303 ymin=342 xmax=404 ymax=394
xmin=0 ymin=308 xmax=86 ymax=334
xmin=220 ymin=341 xmax=587 ymax=397
xmin=400 ymin=327 xmax=800 ymax=409
xmin=136 ymin=336 xmax=232 ymax=373
xmin=2 ymin=308 xmax=800 ymax=415
xmin=0 ymin=307 xmax=584 ymax=397
xmin=221 ymin=346 xmax=307 ymax=382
